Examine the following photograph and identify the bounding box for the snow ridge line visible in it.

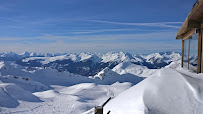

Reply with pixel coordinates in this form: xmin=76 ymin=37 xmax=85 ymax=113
xmin=175 ymin=70 xmax=203 ymax=104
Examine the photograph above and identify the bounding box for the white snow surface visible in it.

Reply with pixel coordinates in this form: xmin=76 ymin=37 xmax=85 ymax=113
xmin=144 ymin=51 xmax=181 ymax=64
xmin=0 ymin=61 xmax=138 ymax=114
xmin=112 ymin=62 xmax=158 ymax=77
xmin=103 ymin=63 xmax=203 ymax=114
xmin=1 ymin=53 xmax=202 ymax=114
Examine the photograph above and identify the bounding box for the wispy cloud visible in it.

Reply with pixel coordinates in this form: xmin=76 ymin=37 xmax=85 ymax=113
xmin=0 ymin=31 xmax=177 ymax=51
xmin=0 ymin=5 xmax=10 ymax=11
xmin=7 ymin=26 xmax=23 ymax=29
xmin=31 ymin=28 xmax=176 ymax=35
xmin=71 ymin=28 xmax=141 ymax=34
xmin=0 ymin=3 xmax=17 ymax=12
xmin=40 ymin=31 xmax=177 ymax=42
xmin=0 ymin=31 xmax=176 ymax=42
xmin=83 ymin=20 xmax=182 ymax=29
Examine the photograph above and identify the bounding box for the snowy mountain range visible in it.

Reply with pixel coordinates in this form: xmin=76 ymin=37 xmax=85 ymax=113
xmin=1 ymin=51 xmax=202 ymax=114
xmin=0 ymin=51 xmax=181 ymax=76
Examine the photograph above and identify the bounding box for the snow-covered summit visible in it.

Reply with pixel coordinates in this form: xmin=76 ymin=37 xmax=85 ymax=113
xmin=94 ymin=67 xmax=118 ymax=80
xmin=145 ymin=51 xmax=181 ymax=64
xmin=0 ymin=51 xmax=181 ymax=76
xmin=0 ymin=52 xmax=21 ymax=60
xmin=101 ymin=52 xmax=138 ymax=63
xmin=0 ymin=51 xmax=180 ymax=64
xmin=112 ymin=62 xmax=158 ymax=77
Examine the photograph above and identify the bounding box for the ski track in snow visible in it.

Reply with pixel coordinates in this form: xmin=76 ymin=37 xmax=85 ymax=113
xmin=10 ymin=104 xmax=45 ymax=114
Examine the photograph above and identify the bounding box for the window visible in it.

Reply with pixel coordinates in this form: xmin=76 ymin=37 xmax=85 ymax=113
xmin=183 ymin=33 xmax=198 ymax=72
xmin=189 ymin=33 xmax=198 ymax=72
xmin=183 ymin=39 xmax=189 ymax=69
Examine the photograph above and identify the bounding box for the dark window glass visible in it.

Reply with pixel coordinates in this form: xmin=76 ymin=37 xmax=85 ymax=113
xmin=189 ymin=33 xmax=198 ymax=72
xmin=183 ymin=39 xmax=189 ymax=69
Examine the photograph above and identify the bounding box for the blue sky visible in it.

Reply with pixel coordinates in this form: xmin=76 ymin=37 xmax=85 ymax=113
xmin=0 ymin=0 xmax=196 ymax=54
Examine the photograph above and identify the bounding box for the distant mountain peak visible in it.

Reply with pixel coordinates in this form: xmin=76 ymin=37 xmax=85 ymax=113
xmin=94 ymin=67 xmax=117 ymax=80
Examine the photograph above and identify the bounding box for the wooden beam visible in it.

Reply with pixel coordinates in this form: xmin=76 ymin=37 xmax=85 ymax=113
xmin=197 ymin=27 xmax=202 ymax=73
xmin=201 ymin=23 xmax=203 ymax=73
xmin=188 ymin=0 xmax=203 ymax=21
xmin=95 ymin=106 xmax=103 ymax=114
xmin=176 ymin=0 xmax=203 ymax=39
xmin=177 ymin=29 xmax=195 ymax=40
xmin=188 ymin=39 xmax=190 ymax=69
xmin=94 ymin=97 xmax=112 ymax=114
xmin=181 ymin=39 xmax=184 ymax=67
xmin=176 ymin=19 xmax=189 ymax=39
xmin=201 ymin=23 xmax=203 ymax=29
xmin=188 ymin=20 xmax=201 ymax=28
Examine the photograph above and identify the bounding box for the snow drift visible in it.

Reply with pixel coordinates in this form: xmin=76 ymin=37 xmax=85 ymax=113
xmin=104 ymin=67 xmax=203 ymax=114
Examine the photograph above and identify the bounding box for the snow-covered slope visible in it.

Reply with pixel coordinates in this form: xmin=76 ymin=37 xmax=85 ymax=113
xmin=92 ymin=67 xmax=143 ymax=85
xmin=0 ymin=61 xmax=140 ymax=114
xmin=0 ymin=51 xmax=185 ymax=114
xmin=103 ymin=65 xmax=203 ymax=114
xmin=112 ymin=62 xmax=158 ymax=77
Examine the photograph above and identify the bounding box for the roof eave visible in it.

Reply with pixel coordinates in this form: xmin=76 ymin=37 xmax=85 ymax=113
xmin=176 ymin=0 xmax=203 ymax=39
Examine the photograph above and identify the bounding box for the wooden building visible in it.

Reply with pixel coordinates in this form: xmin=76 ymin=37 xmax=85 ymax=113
xmin=176 ymin=0 xmax=203 ymax=73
